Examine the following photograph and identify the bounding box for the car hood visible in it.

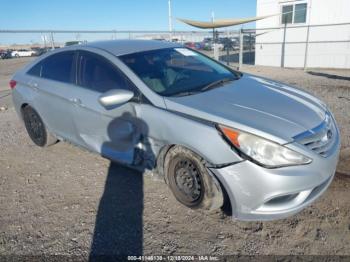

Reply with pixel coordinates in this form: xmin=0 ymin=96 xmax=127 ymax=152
xmin=164 ymin=74 xmax=326 ymax=144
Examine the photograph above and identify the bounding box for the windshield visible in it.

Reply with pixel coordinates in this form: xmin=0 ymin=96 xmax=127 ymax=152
xmin=120 ymin=47 xmax=240 ymax=97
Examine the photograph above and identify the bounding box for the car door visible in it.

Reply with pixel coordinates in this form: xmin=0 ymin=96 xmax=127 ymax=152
xmin=72 ymin=50 xmax=142 ymax=164
xmin=27 ymin=51 xmax=82 ymax=144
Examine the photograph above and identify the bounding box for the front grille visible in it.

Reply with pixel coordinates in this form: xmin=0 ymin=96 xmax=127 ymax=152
xmin=293 ymin=113 xmax=337 ymax=157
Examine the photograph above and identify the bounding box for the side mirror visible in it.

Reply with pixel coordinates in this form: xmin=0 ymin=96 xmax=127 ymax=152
xmin=98 ymin=89 xmax=134 ymax=108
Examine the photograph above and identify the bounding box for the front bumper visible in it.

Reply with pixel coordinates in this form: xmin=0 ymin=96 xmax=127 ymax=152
xmin=210 ymin=136 xmax=340 ymax=221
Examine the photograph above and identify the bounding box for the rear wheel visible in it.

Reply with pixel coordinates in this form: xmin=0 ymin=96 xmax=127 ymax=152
xmin=22 ymin=105 xmax=57 ymax=147
xmin=164 ymin=146 xmax=223 ymax=211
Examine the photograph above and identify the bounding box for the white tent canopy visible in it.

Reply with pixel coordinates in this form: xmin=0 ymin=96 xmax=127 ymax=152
xmin=177 ymin=15 xmax=274 ymax=29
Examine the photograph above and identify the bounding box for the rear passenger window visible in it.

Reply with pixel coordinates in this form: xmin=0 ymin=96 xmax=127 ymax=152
xmin=41 ymin=52 xmax=75 ymax=83
xmin=78 ymin=51 xmax=134 ymax=93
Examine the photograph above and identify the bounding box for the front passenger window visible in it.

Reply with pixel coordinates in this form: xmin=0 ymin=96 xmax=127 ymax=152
xmin=78 ymin=51 xmax=134 ymax=93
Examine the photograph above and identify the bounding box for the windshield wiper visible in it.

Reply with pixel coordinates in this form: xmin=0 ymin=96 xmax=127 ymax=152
xmin=165 ymin=77 xmax=236 ymax=97
xmin=199 ymin=77 xmax=235 ymax=92
xmin=171 ymin=91 xmax=200 ymax=97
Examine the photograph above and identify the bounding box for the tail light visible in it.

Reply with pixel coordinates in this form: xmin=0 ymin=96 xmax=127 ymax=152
xmin=9 ymin=80 xmax=17 ymax=89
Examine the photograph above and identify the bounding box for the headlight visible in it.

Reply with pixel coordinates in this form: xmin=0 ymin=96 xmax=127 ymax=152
xmin=217 ymin=125 xmax=312 ymax=168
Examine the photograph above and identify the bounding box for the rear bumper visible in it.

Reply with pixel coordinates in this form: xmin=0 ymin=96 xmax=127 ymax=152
xmin=210 ymin=136 xmax=340 ymax=221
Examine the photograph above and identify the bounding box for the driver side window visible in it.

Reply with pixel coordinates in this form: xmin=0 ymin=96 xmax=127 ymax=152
xmin=78 ymin=51 xmax=134 ymax=93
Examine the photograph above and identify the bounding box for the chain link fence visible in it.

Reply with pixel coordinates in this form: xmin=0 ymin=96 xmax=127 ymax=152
xmin=252 ymin=22 xmax=350 ymax=69
xmin=1 ymin=22 xmax=349 ymax=69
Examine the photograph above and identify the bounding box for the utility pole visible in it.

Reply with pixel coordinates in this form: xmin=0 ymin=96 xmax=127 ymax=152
xmin=168 ymin=0 xmax=173 ymax=41
xmin=281 ymin=19 xmax=287 ymax=68
xmin=304 ymin=0 xmax=312 ymax=71
xmin=41 ymin=34 xmax=47 ymax=49
xmin=211 ymin=11 xmax=215 ymax=43
xmin=50 ymin=32 xmax=55 ymax=50
xmin=239 ymin=28 xmax=243 ymax=70
xmin=211 ymin=11 xmax=219 ymax=61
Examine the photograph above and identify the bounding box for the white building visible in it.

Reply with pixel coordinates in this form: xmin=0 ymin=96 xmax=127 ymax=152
xmin=255 ymin=0 xmax=350 ymax=68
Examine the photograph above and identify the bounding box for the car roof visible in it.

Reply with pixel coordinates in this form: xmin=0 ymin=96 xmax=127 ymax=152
xmin=84 ymin=39 xmax=181 ymax=56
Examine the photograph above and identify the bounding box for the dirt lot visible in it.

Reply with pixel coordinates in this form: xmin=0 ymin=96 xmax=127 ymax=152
xmin=0 ymin=58 xmax=350 ymax=257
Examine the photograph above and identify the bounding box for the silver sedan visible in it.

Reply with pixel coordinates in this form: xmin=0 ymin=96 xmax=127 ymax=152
xmin=10 ymin=40 xmax=340 ymax=220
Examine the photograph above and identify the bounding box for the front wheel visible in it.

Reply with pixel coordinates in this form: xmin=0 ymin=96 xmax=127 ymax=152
xmin=22 ymin=105 xmax=58 ymax=147
xmin=164 ymin=146 xmax=224 ymax=211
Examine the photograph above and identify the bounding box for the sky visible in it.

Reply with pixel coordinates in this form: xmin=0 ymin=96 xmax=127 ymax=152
xmin=0 ymin=0 xmax=257 ymax=44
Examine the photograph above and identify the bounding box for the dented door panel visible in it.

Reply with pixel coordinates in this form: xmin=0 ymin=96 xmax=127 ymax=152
xmin=71 ymin=86 xmax=141 ymax=164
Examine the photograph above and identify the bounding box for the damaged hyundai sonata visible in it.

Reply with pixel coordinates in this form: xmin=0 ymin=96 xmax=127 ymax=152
xmin=11 ymin=40 xmax=340 ymax=220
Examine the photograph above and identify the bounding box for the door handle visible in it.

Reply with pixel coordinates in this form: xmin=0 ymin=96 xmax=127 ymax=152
xmin=29 ymin=82 xmax=38 ymax=91
xmin=70 ymin=98 xmax=83 ymax=106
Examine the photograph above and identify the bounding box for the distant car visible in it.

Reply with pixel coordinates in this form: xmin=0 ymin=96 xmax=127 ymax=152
xmin=194 ymin=42 xmax=204 ymax=50
xmin=31 ymin=47 xmax=49 ymax=56
xmin=184 ymin=42 xmax=204 ymax=50
xmin=11 ymin=40 xmax=340 ymax=221
xmin=202 ymin=41 xmax=213 ymax=51
xmin=202 ymin=38 xmax=225 ymax=51
xmin=221 ymin=38 xmax=239 ymax=52
xmin=65 ymin=41 xmax=84 ymax=47
xmin=11 ymin=49 xmax=36 ymax=58
xmin=184 ymin=42 xmax=196 ymax=49
xmin=0 ymin=50 xmax=12 ymax=59
xmin=152 ymin=38 xmax=166 ymax=42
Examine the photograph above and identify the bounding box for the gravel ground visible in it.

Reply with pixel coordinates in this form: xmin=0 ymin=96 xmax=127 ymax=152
xmin=0 ymin=58 xmax=350 ymax=257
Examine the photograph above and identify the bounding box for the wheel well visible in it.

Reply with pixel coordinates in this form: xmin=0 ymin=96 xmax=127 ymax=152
xmin=20 ymin=103 xmax=29 ymax=119
xmin=159 ymin=144 xmax=233 ymax=215
xmin=214 ymin=173 xmax=233 ymax=216
xmin=21 ymin=103 xmax=29 ymax=109
xmin=156 ymin=144 xmax=208 ymax=177
xmin=155 ymin=144 xmax=175 ymax=178
xmin=158 ymin=144 xmax=216 ymax=178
